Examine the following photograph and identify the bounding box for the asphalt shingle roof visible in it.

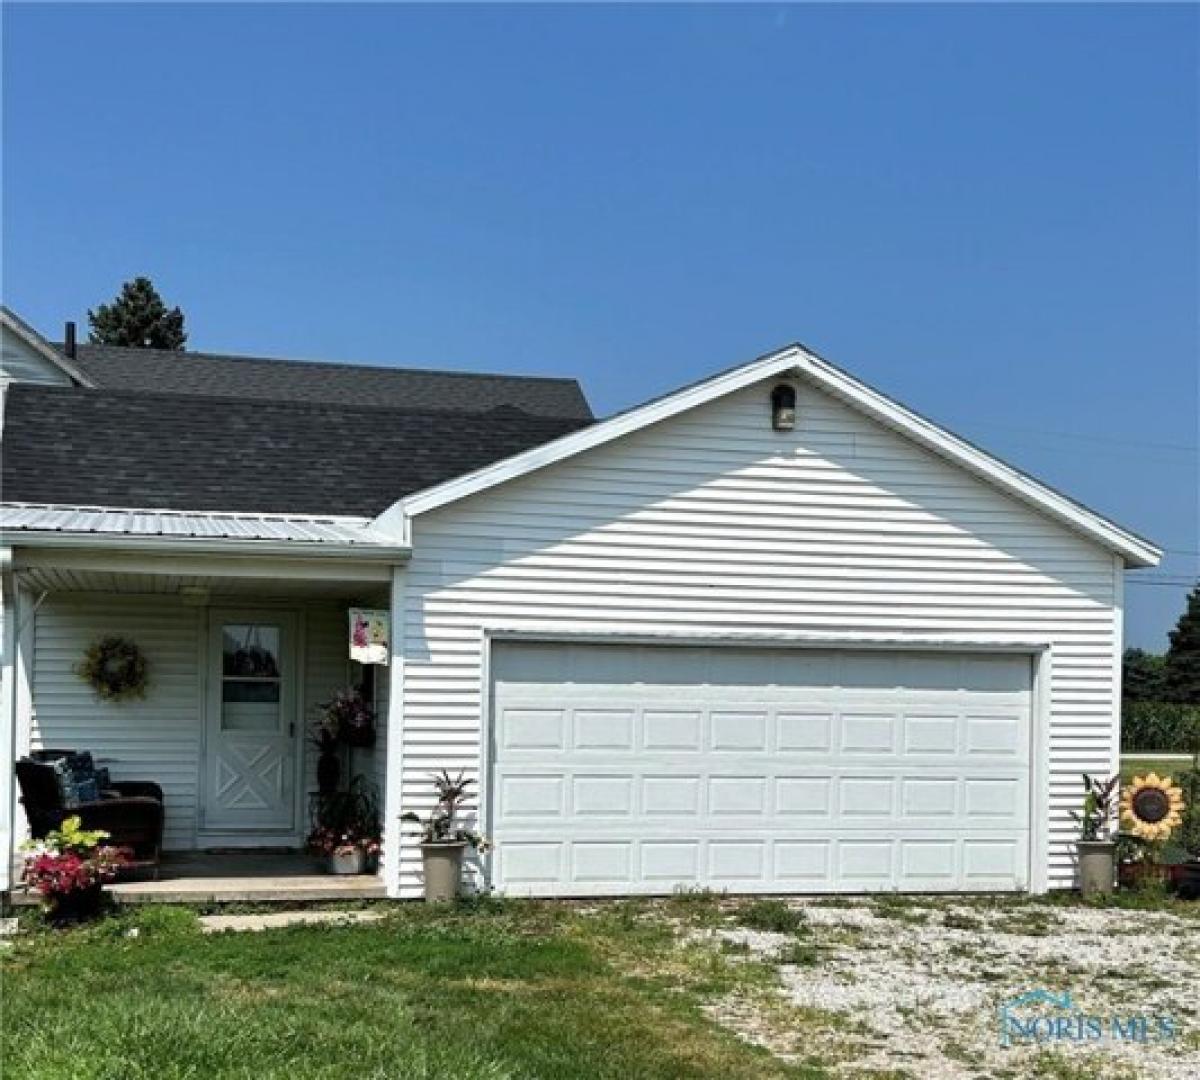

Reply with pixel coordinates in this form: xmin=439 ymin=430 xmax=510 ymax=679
xmin=2 ymin=385 xmax=592 ymax=517
xmin=64 ymin=344 xmax=593 ymax=420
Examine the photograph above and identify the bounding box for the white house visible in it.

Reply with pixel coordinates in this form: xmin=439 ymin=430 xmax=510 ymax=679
xmin=0 ymin=307 xmax=1160 ymax=899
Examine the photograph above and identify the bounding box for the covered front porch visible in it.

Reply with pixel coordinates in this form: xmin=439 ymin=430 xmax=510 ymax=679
xmin=1 ymin=508 xmax=407 ymax=903
xmin=10 ymin=849 xmax=388 ymax=905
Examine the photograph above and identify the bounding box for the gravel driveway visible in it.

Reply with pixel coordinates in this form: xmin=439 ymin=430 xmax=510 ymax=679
xmin=684 ymin=895 xmax=1200 ymax=1079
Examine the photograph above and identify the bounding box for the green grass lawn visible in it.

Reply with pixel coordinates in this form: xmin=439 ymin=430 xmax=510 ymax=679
xmin=1120 ymin=754 xmax=1193 ymax=784
xmin=2 ymin=900 xmax=817 ymax=1080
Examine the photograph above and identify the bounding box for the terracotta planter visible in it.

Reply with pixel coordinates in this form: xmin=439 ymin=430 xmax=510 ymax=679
xmin=328 ymin=848 xmax=368 ymax=875
xmin=420 ymin=841 xmax=467 ymax=902
xmin=1077 ymin=840 xmax=1115 ymax=897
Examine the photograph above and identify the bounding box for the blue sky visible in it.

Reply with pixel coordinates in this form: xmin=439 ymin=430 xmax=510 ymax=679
xmin=3 ymin=4 xmax=1196 ymax=647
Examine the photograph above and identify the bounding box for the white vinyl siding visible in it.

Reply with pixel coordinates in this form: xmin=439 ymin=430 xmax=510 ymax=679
xmin=24 ymin=595 xmax=364 ymax=850
xmin=0 ymin=325 xmax=73 ymax=388
xmin=397 ymin=378 xmax=1119 ymax=895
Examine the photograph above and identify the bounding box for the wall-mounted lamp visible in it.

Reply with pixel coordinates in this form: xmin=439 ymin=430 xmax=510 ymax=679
xmin=179 ymin=586 xmax=210 ymax=607
xmin=770 ymin=383 xmax=797 ymax=431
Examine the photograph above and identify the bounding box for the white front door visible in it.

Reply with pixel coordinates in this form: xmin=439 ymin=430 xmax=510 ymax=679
xmin=203 ymin=612 xmax=299 ymax=834
xmin=489 ymin=642 xmax=1033 ymax=897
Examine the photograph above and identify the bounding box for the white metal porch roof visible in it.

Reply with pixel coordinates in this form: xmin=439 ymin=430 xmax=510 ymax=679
xmin=0 ymin=503 xmax=407 ymax=555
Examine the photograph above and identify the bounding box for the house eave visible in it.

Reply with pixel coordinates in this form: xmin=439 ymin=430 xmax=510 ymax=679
xmin=2 ymin=530 xmax=411 ymax=561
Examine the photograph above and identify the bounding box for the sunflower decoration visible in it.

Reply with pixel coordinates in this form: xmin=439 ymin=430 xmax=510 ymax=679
xmin=1120 ymin=773 xmax=1185 ymax=842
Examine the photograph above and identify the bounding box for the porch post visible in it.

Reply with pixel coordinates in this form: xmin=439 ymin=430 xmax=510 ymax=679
xmin=0 ymin=554 xmax=36 ymax=892
xmin=383 ymin=563 xmax=407 ymax=898
xmin=0 ymin=549 xmax=14 ymax=891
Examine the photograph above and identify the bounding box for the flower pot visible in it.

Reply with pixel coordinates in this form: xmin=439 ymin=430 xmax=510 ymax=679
xmin=1173 ymin=860 xmax=1200 ymax=901
xmin=1077 ymin=840 xmax=1116 ymax=897
xmin=316 ymin=750 xmax=341 ymax=795
xmin=420 ymin=841 xmax=467 ymax=902
xmin=328 ymin=848 xmax=368 ymax=875
xmin=1118 ymin=860 xmax=1172 ymax=890
xmin=46 ymin=882 xmax=104 ymax=924
xmin=341 ymin=724 xmax=376 ymax=749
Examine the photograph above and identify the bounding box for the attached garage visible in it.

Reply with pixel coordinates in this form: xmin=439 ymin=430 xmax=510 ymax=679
xmin=382 ymin=345 xmax=1160 ymax=898
xmin=488 ymin=641 xmax=1038 ymax=896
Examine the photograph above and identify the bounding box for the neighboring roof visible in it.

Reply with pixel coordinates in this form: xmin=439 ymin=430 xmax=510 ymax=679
xmin=380 ymin=343 xmax=1162 ymax=569
xmin=0 ymin=503 xmax=407 ymax=557
xmin=1 ymin=307 xmax=94 ymax=387
xmin=64 ymin=343 xmax=592 ymax=420
xmin=1 ymin=384 xmax=592 ymax=518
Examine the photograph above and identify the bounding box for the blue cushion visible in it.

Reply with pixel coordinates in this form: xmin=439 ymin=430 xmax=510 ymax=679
xmin=74 ymin=779 xmax=100 ymax=803
xmin=66 ymin=752 xmax=96 ymax=784
xmin=49 ymin=758 xmax=79 ymax=808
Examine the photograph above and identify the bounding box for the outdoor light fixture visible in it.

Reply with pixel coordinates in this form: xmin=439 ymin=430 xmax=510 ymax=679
xmin=770 ymin=383 xmax=797 ymax=431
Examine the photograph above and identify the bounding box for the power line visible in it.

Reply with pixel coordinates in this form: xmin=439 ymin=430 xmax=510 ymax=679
xmin=943 ymin=417 xmax=1199 ymax=455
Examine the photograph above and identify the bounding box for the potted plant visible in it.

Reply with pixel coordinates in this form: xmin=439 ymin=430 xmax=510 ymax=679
xmin=1174 ymin=739 xmax=1200 ymax=899
xmin=306 ymin=777 xmax=381 ymax=874
xmin=323 ymin=686 xmax=376 ymax=749
xmin=1072 ymin=773 xmax=1119 ymax=897
xmin=311 ymin=721 xmax=341 ymax=795
xmin=21 ymin=815 xmax=129 ymax=924
xmin=401 ymin=770 xmax=491 ymax=902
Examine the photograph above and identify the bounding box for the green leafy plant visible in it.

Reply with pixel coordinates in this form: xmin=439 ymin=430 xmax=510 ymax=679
xmin=401 ymin=770 xmax=490 ymax=851
xmin=306 ymin=776 xmax=381 ymax=858
xmin=1071 ymin=773 xmax=1119 ymax=841
xmin=736 ymin=898 xmax=805 ymax=934
xmin=20 ymin=816 xmax=129 ymax=914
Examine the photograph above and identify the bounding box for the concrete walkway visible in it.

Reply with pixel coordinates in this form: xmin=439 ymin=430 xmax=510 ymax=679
xmin=199 ymin=909 xmax=388 ymax=934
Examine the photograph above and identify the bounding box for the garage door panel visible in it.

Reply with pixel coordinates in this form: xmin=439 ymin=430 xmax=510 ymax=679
xmin=490 ymin=644 xmax=1032 ymax=895
xmin=777 ymin=713 xmax=833 ymax=751
xmin=643 ymin=775 xmax=701 ymax=815
xmin=574 ymin=709 xmax=635 ymax=750
xmin=711 ymin=712 xmax=768 ymax=750
xmin=500 ymin=709 xmax=565 ymax=750
xmin=572 ymin=775 xmax=634 ymax=816
xmin=643 ymin=711 xmax=703 ymax=751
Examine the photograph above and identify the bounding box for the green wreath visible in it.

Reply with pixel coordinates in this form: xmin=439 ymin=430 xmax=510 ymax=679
xmin=78 ymin=636 xmax=148 ymax=701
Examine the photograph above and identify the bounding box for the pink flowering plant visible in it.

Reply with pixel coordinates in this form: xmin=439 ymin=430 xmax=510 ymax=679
xmin=306 ymin=777 xmax=382 ymax=858
xmin=21 ymin=816 xmax=129 ymax=902
xmin=322 ymin=686 xmax=376 ymax=748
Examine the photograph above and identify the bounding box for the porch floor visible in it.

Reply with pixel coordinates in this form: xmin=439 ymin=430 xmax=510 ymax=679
xmin=13 ymin=849 xmax=388 ymax=906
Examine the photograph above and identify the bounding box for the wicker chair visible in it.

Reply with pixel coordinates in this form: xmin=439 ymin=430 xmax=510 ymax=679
xmin=15 ymin=752 xmax=163 ymax=871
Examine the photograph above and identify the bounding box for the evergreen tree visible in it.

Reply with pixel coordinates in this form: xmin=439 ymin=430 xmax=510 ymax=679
xmin=1165 ymin=585 xmax=1200 ymax=704
xmin=1123 ymin=647 xmax=1167 ymax=703
xmin=87 ymin=277 xmax=187 ymax=349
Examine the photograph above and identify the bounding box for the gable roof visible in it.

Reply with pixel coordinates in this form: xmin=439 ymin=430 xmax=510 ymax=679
xmin=378 ymin=343 xmax=1162 ymax=568
xmin=1 ymin=384 xmax=591 ymax=518
xmin=65 ymin=343 xmax=592 ymax=419
xmin=1 ymin=307 xmax=94 ymax=386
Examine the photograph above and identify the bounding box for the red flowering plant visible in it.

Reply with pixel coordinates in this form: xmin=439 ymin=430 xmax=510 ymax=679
xmin=21 ymin=816 xmax=130 ymax=909
xmin=306 ymin=777 xmax=382 ymax=858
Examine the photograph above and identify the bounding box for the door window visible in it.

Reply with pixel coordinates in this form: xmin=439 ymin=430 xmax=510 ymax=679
xmin=220 ymin=624 xmax=282 ymax=731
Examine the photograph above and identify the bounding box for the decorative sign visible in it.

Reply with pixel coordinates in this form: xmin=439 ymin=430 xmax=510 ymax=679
xmin=349 ymin=608 xmax=389 ymax=665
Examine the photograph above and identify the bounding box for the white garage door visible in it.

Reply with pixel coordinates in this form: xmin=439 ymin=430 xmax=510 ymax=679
xmin=489 ymin=643 xmax=1033 ymax=896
